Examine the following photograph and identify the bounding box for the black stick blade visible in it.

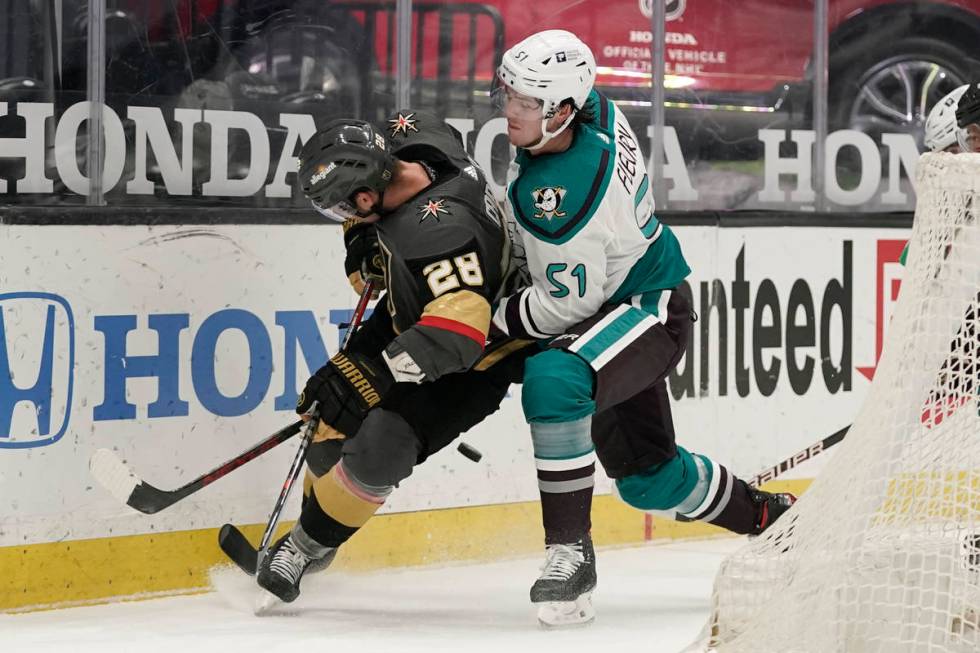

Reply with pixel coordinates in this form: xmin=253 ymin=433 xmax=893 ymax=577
xmin=218 ymin=524 xmax=259 ymax=575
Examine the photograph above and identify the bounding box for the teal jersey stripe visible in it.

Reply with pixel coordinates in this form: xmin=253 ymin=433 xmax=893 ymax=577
xmin=640 ymin=215 xmax=661 ymax=239
xmin=634 ymin=175 xmax=650 ymax=210
xmin=635 ymin=177 xmax=660 ymax=238
xmin=610 ymin=224 xmax=691 ymax=304
xmin=633 ymin=289 xmax=665 ymax=315
xmin=575 ymin=308 xmax=648 ymax=363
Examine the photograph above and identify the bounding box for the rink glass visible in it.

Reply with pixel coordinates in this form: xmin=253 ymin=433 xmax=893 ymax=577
xmin=1 ymin=1 xmax=980 ymax=213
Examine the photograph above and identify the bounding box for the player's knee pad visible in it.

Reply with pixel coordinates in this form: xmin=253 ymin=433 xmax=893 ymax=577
xmin=341 ymin=408 xmax=422 ymax=489
xmin=614 ymin=446 xmax=711 ymax=512
xmin=307 ymin=438 xmax=343 ymax=478
xmin=522 ymin=349 xmax=596 ymax=424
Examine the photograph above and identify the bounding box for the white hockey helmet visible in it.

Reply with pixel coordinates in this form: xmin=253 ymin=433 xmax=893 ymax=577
xmin=924 ymin=85 xmax=969 ymax=152
xmin=954 ymin=81 xmax=980 ymax=153
xmin=495 ymin=30 xmax=597 ymax=150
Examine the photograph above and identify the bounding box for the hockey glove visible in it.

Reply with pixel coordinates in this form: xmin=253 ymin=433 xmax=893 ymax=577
xmin=344 ymin=221 xmax=386 ymax=294
xmin=296 ymin=352 xmax=394 ymax=437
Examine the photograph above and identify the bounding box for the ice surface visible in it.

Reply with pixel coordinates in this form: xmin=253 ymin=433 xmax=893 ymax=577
xmin=0 ymin=538 xmax=742 ymax=653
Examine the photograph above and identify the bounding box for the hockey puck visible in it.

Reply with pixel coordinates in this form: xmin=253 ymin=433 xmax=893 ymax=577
xmin=456 ymin=442 xmax=483 ymax=462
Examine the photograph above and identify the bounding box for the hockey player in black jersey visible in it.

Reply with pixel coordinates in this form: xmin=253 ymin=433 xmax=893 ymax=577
xmin=256 ymin=112 xmax=529 ymax=603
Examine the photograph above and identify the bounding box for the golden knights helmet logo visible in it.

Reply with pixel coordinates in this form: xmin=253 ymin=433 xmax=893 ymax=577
xmin=532 ymin=187 xmax=568 ymax=220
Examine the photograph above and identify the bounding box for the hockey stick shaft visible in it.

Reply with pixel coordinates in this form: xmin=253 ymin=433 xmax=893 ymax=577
xmin=254 ymin=281 xmax=375 ymax=568
xmin=90 ymin=420 xmax=304 ymax=514
xmin=161 ymin=420 xmax=303 ymax=503
xmin=255 ymin=404 xmax=321 ymax=565
xmin=748 ymin=425 xmax=850 ymax=487
xmin=340 ymin=280 xmax=374 ymax=351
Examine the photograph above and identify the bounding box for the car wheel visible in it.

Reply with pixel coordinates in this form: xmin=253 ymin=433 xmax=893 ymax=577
xmin=831 ymin=37 xmax=969 ymax=150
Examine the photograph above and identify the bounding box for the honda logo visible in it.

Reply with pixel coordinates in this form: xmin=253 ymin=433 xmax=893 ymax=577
xmin=0 ymin=292 xmax=75 ymax=448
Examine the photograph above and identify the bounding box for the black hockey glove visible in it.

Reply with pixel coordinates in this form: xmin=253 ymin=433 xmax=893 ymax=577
xmin=343 ymin=221 xmax=386 ymax=285
xmin=296 ymin=352 xmax=394 ymax=437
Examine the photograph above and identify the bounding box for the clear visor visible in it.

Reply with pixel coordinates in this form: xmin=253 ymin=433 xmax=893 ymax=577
xmin=312 ymin=198 xmax=359 ymax=223
xmin=490 ymin=77 xmax=545 ymax=120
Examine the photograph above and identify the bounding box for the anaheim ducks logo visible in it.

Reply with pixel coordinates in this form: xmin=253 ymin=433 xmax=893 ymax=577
xmin=532 ymin=187 xmax=567 ymax=220
xmin=388 ymin=112 xmax=419 ymax=137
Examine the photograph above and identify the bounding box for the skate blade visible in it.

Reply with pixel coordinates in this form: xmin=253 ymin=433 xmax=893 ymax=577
xmin=536 ymin=592 xmax=595 ymax=628
xmin=253 ymin=589 xmax=282 ymax=616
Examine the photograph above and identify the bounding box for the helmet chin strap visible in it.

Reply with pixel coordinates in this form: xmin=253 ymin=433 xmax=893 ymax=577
xmin=525 ymin=112 xmax=576 ymax=151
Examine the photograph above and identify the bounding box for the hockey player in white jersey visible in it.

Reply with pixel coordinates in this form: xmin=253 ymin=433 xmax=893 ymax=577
xmin=490 ymin=30 xmax=796 ymax=626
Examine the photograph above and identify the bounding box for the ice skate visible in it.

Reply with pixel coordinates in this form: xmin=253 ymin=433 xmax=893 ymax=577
xmin=530 ymin=534 xmax=597 ymax=627
xmin=750 ymin=489 xmax=797 ymax=535
xmin=256 ymin=532 xmax=334 ymax=604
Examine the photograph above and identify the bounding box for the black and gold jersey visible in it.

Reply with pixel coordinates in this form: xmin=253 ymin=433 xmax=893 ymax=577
xmin=373 ymin=110 xmax=510 ymax=381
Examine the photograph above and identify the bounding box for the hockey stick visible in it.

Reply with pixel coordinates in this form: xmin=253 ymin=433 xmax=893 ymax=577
xmin=89 ymin=285 xmax=376 ymax=516
xmin=220 ymin=281 xmax=375 ymax=575
xmin=254 ymin=401 xmax=323 ymax=574
xmin=217 ymin=412 xmax=322 ymax=576
xmin=747 ymin=425 xmax=850 ymax=487
xmin=89 ymin=420 xmax=304 ymax=515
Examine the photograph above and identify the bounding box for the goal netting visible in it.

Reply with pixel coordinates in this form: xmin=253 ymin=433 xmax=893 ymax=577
xmin=700 ymin=152 xmax=980 ymax=653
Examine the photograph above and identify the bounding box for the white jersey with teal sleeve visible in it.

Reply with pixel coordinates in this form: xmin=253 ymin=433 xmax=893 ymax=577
xmin=492 ymin=90 xmax=691 ymax=339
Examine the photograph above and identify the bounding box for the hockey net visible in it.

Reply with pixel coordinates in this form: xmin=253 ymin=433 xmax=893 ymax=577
xmin=699 ymin=152 xmax=980 ymax=653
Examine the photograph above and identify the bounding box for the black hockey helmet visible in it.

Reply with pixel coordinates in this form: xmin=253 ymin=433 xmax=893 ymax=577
xmin=298 ymin=119 xmax=395 ymax=222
